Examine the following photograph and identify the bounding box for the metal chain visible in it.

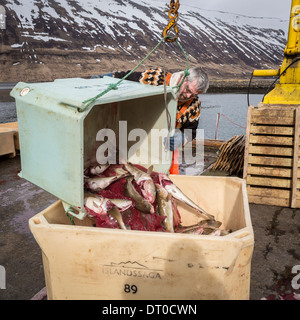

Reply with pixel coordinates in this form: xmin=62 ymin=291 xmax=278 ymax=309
xmin=163 ymin=0 xmax=180 ymax=42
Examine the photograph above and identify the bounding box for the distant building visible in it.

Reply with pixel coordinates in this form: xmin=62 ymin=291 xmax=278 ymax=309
xmin=0 ymin=5 xmax=6 ymax=30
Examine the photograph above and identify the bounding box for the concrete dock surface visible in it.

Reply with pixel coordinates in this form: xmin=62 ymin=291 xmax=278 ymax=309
xmin=0 ymin=154 xmax=299 ymax=300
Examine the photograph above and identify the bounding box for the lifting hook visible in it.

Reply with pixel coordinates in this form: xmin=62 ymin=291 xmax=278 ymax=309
xmin=162 ymin=0 xmax=180 ymax=42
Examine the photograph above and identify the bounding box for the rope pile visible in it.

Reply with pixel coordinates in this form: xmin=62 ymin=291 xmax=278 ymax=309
xmin=210 ymin=135 xmax=245 ymax=177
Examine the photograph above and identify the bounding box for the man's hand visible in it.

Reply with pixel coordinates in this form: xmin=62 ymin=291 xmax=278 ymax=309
xmin=164 ymin=132 xmax=187 ymax=151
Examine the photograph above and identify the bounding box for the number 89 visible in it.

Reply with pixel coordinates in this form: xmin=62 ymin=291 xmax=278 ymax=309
xmin=124 ymin=284 xmax=138 ymax=294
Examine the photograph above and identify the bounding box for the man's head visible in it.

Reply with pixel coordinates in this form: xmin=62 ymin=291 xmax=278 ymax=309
xmin=177 ymin=67 xmax=209 ymax=102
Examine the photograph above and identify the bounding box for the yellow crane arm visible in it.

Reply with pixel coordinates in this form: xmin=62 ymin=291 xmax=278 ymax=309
xmin=252 ymin=69 xmax=280 ymax=77
xmin=285 ymin=0 xmax=300 ymax=56
xmin=252 ymin=0 xmax=300 ymax=104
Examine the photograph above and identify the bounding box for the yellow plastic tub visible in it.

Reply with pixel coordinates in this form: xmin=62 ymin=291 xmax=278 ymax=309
xmin=29 ymin=175 xmax=254 ymax=300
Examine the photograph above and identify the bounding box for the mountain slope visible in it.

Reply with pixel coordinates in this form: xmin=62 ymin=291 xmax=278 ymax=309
xmin=0 ymin=0 xmax=289 ymax=82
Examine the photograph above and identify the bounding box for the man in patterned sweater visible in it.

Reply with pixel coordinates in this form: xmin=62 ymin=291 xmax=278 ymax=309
xmin=94 ymin=66 xmax=209 ymax=151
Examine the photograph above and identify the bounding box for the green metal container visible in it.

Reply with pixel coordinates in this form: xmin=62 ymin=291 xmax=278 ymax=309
xmin=10 ymin=77 xmax=177 ymax=218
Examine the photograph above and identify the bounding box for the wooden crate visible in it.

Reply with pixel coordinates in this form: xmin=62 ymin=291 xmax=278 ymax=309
xmin=0 ymin=122 xmax=19 ymax=150
xmin=243 ymin=104 xmax=300 ymax=208
xmin=0 ymin=127 xmax=16 ymax=158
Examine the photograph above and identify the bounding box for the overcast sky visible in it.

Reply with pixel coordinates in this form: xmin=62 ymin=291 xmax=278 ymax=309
xmin=154 ymin=0 xmax=292 ymax=20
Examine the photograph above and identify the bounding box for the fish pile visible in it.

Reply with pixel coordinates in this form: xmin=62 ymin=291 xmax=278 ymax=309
xmin=83 ymin=162 xmax=231 ymax=236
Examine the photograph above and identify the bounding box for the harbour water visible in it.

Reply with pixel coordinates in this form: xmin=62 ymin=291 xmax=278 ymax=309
xmin=0 ymin=93 xmax=264 ymax=141
xmin=199 ymin=93 xmax=264 ymax=141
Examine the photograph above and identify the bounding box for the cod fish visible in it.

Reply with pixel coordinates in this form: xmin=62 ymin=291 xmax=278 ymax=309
xmin=109 ymin=198 xmax=133 ymax=212
xmin=84 ymin=195 xmax=127 ymax=230
xmin=180 ymin=220 xmax=230 ymax=236
xmin=156 ymin=184 xmax=174 ymax=233
xmin=84 ymin=193 xmax=114 ymax=214
xmin=85 ymin=172 xmax=128 ymax=192
xmin=123 ymin=162 xmax=156 ymax=203
xmin=107 ymin=206 xmax=127 ymax=231
xmin=200 ymin=219 xmax=222 ymax=228
xmin=86 ymin=192 xmax=133 ymax=212
xmin=159 ymin=173 xmax=215 ymax=221
xmin=124 ymin=176 xmax=155 ymax=214
xmin=207 ymin=229 xmax=231 ymax=236
xmin=84 ymin=164 xmax=110 ymax=177
xmin=181 ymin=226 xmax=226 ymax=236
xmin=180 ymin=219 xmax=222 ymax=233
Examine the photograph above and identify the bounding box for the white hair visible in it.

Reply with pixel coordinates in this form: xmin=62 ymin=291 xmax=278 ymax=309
xmin=187 ymin=67 xmax=209 ymax=93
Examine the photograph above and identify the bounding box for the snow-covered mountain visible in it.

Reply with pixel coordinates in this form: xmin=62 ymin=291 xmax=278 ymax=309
xmin=0 ymin=0 xmax=289 ymax=82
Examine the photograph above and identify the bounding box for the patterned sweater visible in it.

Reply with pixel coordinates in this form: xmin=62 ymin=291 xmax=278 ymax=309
xmin=113 ymin=68 xmax=201 ymax=140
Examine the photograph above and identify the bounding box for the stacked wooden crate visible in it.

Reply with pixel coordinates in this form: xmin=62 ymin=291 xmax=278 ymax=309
xmin=243 ymin=104 xmax=300 ymax=208
xmin=0 ymin=122 xmax=19 ymax=150
xmin=0 ymin=128 xmax=16 ymax=158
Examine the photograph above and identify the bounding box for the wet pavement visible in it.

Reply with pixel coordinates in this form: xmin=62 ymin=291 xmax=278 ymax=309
xmin=0 ymin=155 xmax=56 ymax=300
xmin=0 ymin=153 xmax=299 ymax=300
